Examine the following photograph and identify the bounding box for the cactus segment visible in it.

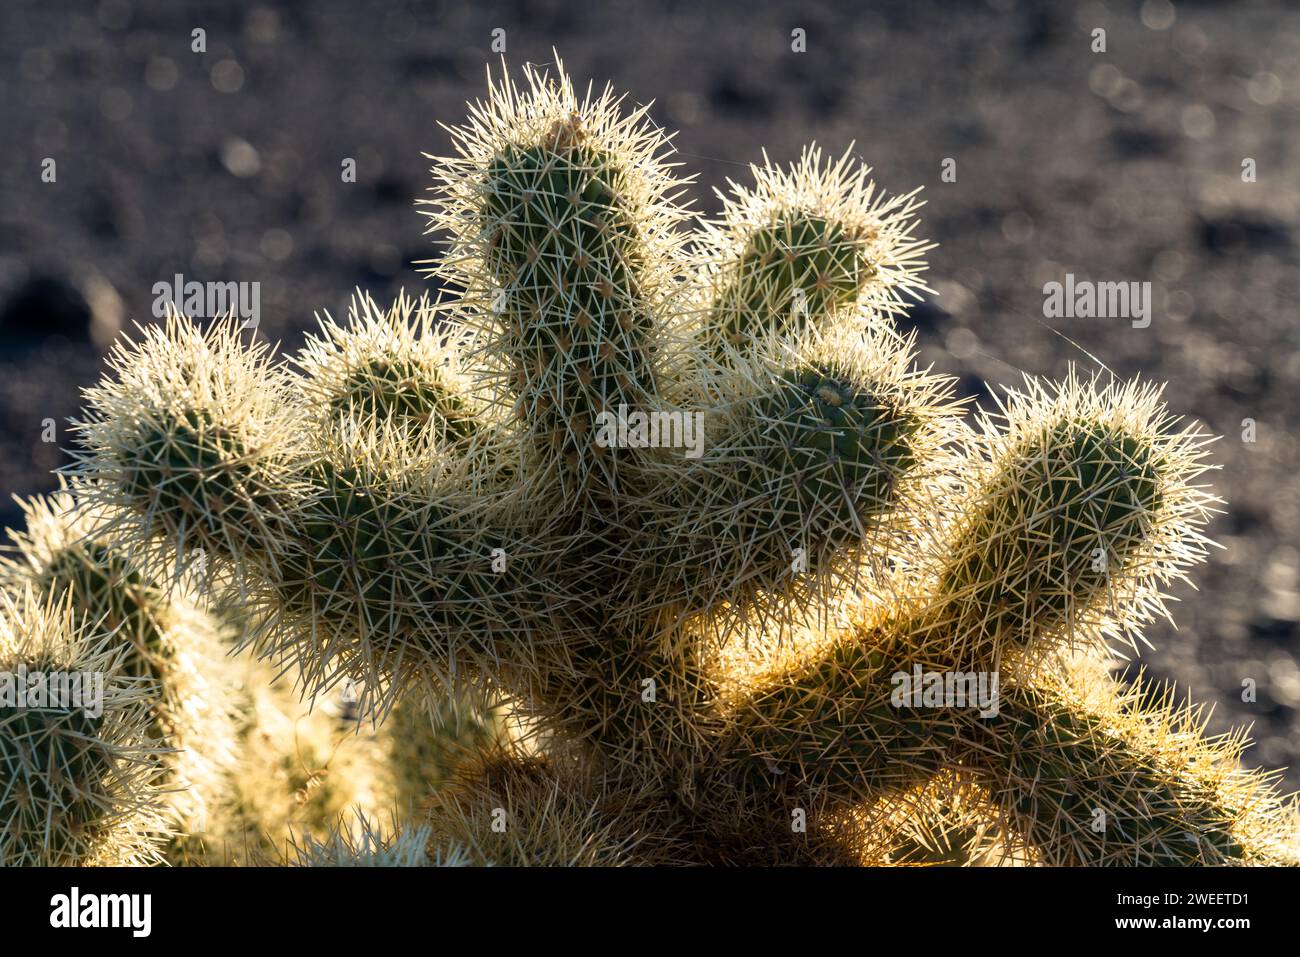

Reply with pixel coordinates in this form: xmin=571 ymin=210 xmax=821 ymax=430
xmin=925 ymin=372 xmax=1218 ymax=662
xmin=297 ymin=291 xmax=482 ymax=448
xmin=422 ymin=59 xmax=694 ymax=501
xmin=0 ymin=593 xmax=166 ymax=865
xmin=70 ymin=316 xmax=302 ymax=567
xmin=610 ymin=322 xmax=961 ymax=639
xmin=702 ymin=145 xmax=931 ymax=357
xmin=960 ymin=665 xmax=1300 ymax=866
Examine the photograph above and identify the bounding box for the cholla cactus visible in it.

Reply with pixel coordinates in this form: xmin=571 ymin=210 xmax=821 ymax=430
xmin=16 ymin=58 xmax=1295 ymax=866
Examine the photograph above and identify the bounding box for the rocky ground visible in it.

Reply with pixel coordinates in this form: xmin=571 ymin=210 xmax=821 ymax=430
xmin=1 ymin=0 xmax=1298 ymax=785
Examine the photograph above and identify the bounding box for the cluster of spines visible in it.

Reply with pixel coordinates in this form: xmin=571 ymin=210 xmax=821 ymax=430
xmin=70 ymin=314 xmax=304 ymax=570
xmin=423 ymin=746 xmax=665 ymax=866
xmin=160 ymin=645 xmax=499 ymax=865
xmin=274 ymin=812 xmax=444 ymax=867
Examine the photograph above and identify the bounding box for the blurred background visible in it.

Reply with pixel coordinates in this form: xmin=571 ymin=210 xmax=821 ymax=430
xmin=1 ymin=0 xmax=1298 ymax=785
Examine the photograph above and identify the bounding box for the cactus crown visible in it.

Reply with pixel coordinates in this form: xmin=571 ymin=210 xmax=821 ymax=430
xmin=3 ymin=58 xmax=1294 ymax=867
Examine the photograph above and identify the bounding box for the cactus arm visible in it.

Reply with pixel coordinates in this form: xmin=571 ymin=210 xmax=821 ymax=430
xmin=959 ymin=671 xmax=1299 ymax=866
xmin=928 ymin=373 xmax=1218 ymax=665
xmin=612 ymin=320 xmax=964 ymax=643
xmin=700 ymin=146 xmax=930 ymax=358
xmin=0 ymin=590 xmax=167 ymax=865
xmin=69 ymin=315 xmax=305 ymax=573
xmin=1 ymin=489 xmax=241 ymax=856
xmin=709 ymin=373 xmax=1239 ymax=860
xmin=423 ymin=60 xmax=693 ymax=501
